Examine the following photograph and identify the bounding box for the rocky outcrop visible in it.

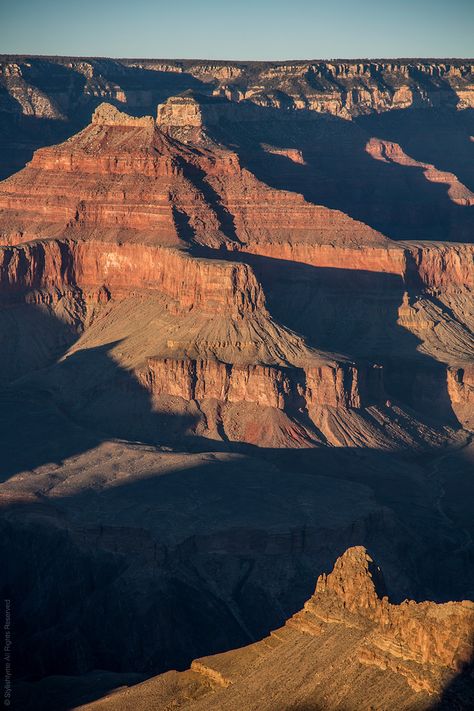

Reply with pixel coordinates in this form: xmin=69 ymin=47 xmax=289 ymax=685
xmin=156 ymin=92 xmax=247 ymax=130
xmin=0 ymin=239 xmax=265 ymax=316
xmin=405 ymin=242 xmax=474 ymax=290
xmin=91 ymin=103 xmax=155 ymax=128
xmin=141 ymin=356 xmax=383 ymax=409
xmin=76 ymin=547 xmax=474 ymax=711
xmin=0 ymin=102 xmax=387 ymax=249
xmin=298 ymin=547 xmax=474 ymax=692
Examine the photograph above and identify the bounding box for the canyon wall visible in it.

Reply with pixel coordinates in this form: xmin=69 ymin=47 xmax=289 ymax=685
xmin=406 ymin=242 xmax=474 ymax=289
xmin=239 ymin=240 xmax=474 ymax=288
xmin=1 ymin=57 xmax=473 ymax=122
xmin=0 ymin=239 xmax=265 ymax=315
xmin=0 ymin=237 xmax=470 ymax=428
xmin=142 ymin=356 xmax=383 ymax=410
xmin=1 ymin=56 xmax=474 ymax=711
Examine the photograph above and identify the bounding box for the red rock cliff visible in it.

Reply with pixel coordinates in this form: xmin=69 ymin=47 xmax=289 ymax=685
xmin=0 ymin=239 xmax=265 ymax=316
xmin=0 ymin=103 xmax=388 ymax=250
xmin=141 ymin=356 xmax=383 ymax=410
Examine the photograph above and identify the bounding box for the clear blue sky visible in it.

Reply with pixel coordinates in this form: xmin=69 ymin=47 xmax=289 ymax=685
xmin=0 ymin=0 xmax=473 ymax=60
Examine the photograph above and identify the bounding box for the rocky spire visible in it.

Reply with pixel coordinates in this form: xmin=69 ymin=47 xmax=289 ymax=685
xmin=294 ymin=546 xmax=474 ymax=690
xmin=315 ymin=545 xmax=388 ymax=612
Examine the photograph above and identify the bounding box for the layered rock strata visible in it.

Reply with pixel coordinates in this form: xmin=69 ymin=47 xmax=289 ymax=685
xmin=0 ymin=237 xmax=398 ymax=448
xmin=0 ymin=102 xmax=389 ymax=248
xmin=0 ymin=103 xmax=472 ymax=291
xmin=0 ymin=239 xmax=264 ymax=316
xmin=76 ymin=547 xmax=474 ymax=711
xmin=1 ymin=58 xmax=474 ymax=711
xmin=141 ymin=356 xmax=383 ymax=409
xmin=2 ymin=57 xmax=474 ymax=121
xmin=0 ymin=104 xmax=472 ymax=438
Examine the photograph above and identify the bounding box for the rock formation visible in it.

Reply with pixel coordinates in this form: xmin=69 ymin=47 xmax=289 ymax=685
xmin=2 ymin=57 xmax=474 ymax=123
xmin=0 ymin=101 xmax=387 ymax=249
xmin=0 ymin=239 xmax=264 ymax=315
xmin=74 ymin=547 xmax=474 ymax=711
xmin=0 ymin=100 xmax=472 ymax=442
xmin=366 ymin=137 xmax=474 ymax=206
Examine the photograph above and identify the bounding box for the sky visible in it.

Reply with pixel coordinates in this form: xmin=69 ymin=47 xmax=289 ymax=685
xmin=0 ymin=0 xmax=473 ymax=61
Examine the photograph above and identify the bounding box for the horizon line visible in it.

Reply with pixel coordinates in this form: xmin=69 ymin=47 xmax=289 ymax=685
xmin=1 ymin=53 xmax=474 ymax=64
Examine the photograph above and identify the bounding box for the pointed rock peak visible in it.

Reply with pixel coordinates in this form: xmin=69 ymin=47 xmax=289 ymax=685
xmin=92 ymin=102 xmax=155 ymax=128
xmin=315 ymin=546 xmax=388 ymax=611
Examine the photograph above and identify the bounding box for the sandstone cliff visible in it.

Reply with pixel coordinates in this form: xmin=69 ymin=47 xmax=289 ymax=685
xmin=75 ymin=546 xmax=474 ymax=711
xmin=2 ymin=57 xmax=473 ymax=123
xmin=141 ymin=355 xmax=380 ymax=410
xmin=0 ymin=239 xmax=264 ymax=316
xmin=0 ymin=101 xmax=388 ymax=249
xmin=1 ymin=57 xmax=474 ymax=711
xmin=0 ymin=103 xmax=472 ymax=441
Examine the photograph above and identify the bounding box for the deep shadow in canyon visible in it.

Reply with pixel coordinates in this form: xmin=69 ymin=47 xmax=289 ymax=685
xmin=208 ymin=101 xmax=474 ymax=242
xmin=194 ymin=247 xmax=461 ymax=426
xmin=4 ymin=435 xmax=474 ymax=710
xmin=1 ymin=326 xmax=473 ymax=709
xmin=357 ymin=106 xmax=474 ymax=192
xmin=428 ymin=649 xmax=474 ymax=711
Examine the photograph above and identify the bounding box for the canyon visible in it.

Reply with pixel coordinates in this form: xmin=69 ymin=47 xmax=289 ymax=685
xmin=0 ymin=57 xmax=473 ymax=710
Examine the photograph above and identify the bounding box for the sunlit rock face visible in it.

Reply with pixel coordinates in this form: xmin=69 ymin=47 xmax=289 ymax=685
xmin=2 ymin=57 xmax=473 ymax=122
xmin=0 ymin=100 xmax=389 ymax=251
xmin=74 ymin=547 xmax=474 ymax=711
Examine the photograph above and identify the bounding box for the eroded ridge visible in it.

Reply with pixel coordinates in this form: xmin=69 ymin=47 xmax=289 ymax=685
xmin=75 ymin=547 xmax=474 ymax=711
